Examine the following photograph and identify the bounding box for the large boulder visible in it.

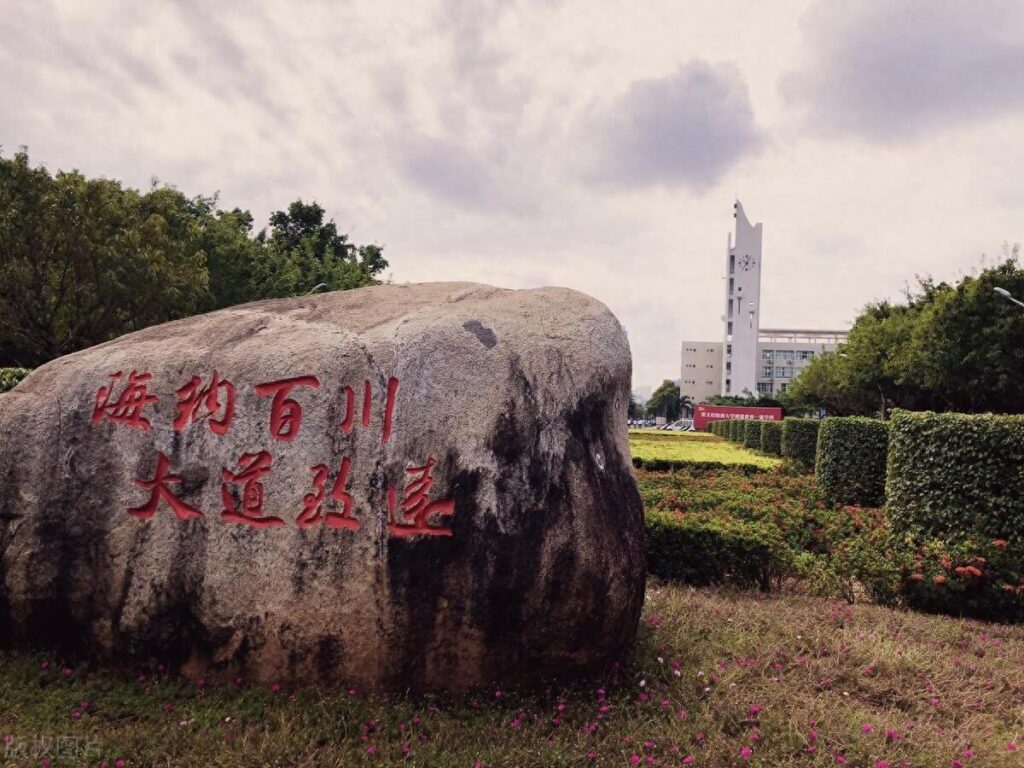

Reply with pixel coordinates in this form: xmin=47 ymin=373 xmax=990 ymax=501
xmin=0 ymin=282 xmax=644 ymax=690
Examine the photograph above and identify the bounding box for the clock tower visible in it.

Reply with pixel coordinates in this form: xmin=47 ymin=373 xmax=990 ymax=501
xmin=722 ymin=200 xmax=763 ymax=397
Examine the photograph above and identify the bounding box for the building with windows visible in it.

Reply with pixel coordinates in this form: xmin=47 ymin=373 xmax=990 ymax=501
xmin=680 ymin=201 xmax=847 ymax=401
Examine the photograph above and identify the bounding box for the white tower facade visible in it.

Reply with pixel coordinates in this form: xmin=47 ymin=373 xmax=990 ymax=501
xmin=723 ymin=200 xmax=762 ymax=396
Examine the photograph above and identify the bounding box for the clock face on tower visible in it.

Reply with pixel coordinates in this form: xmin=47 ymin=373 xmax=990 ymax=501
xmin=739 ymin=254 xmax=755 ymax=272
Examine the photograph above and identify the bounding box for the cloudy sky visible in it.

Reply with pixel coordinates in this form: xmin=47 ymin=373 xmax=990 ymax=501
xmin=4 ymin=1 xmax=1024 ymax=390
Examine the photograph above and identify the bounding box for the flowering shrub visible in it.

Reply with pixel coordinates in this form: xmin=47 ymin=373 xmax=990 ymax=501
xmin=897 ymin=535 xmax=1024 ymax=622
xmin=637 ymin=463 xmax=1024 ymax=621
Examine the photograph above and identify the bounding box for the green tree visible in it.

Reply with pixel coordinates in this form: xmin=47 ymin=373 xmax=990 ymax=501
xmin=0 ymin=151 xmax=207 ymax=366
xmin=251 ymin=200 xmax=387 ymax=299
xmin=787 ymin=250 xmax=1024 ymax=415
xmin=0 ymin=151 xmax=388 ymax=367
xmin=646 ymin=379 xmax=682 ymax=421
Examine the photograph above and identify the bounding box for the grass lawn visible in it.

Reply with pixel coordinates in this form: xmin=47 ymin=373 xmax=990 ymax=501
xmin=1 ymin=586 xmax=1021 ymax=767
xmin=629 ymin=430 xmax=781 ymax=470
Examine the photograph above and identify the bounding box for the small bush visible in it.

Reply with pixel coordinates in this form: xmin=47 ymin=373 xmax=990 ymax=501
xmin=893 ymin=533 xmax=1024 ymax=622
xmin=781 ymin=418 xmax=819 ymax=469
xmin=730 ymin=420 xmax=744 ymax=443
xmin=815 ymin=416 xmax=889 ymax=507
xmin=760 ymin=421 xmax=782 ymax=455
xmin=743 ymin=420 xmax=763 ymax=450
xmin=645 ymin=508 xmax=793 ymax=590
xmin=0 ymin=368 xmax=30 ymax=393
xmin=887 ymin=410 xmax=1024 ymax=545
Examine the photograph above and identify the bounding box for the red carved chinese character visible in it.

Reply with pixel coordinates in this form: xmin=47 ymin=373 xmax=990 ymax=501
xmin=221 ymin=451 xmax=284 ymax=529
xmin=92 ymin=370 xmax=158 ymax=431
xmin=382 ymin=376 xmax=399 ymax=444
xmin=129 ymin=452 xmax=203 ymax=521
xmin=338 ymin=376 xmax=399 ymax=444
xmin=297 ymin=457 xmax=359 ymax=530
xmin=387 ymin=457 xmax=454 ymax=537
xmin=255 ymin=376 xmax=320 ymax=441
xmin=173 ymin=371 xmax=235 ymax=435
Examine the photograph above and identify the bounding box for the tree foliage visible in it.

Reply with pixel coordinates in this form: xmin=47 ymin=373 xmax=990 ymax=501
xmin=0 ymin=150 xmax=388 ymax=367
xmin=786 ymin=250 xmax=1024 ymax=415
xmin=646 ymin=380 xmax=682 ymax=420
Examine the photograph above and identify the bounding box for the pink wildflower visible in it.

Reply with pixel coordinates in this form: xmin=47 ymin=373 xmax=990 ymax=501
xmin=740 ymin=746 xmax=753 ymax=759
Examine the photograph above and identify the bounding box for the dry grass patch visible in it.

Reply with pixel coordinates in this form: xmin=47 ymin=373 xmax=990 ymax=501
xmin=1 ymin=584 xmax=1022 ymax=767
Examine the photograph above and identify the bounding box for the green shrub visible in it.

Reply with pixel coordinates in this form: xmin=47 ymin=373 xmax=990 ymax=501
xmin=760 ymin=421 xmax=782 ymax=455
xmin=0 ymin=368 xmax=30 ymax=393
xmin=887 ymin=410 xmax=1024 ymax=546
xmin=645 ymin=508 xmax=793 ymax=590
xmin=895 ymin=533 xmax=1024 ymax=622
xmin=815 ymin=416 xmax=889 ymax=507
xmin=730 ymin=420 xmax=744 ymax=442
xmin=781 ymin=418 xmax=819 ymax=469
xmin=743 ymin=420 xmax=763 ymax=450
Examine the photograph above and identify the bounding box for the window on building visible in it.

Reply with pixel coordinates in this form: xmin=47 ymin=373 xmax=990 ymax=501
xmin=774 ymin=367 xmax=794 ymax=378
xmin=779 ymin=383 xmax=788 ymax=393
xmin=727 ymin=344 xmax=732 ymax=354
xmin=778 ymin=350 xmax=795 ymax=363
xmin=725 ymin=379 xmax=731 ymax=393
xmin=761 ymin=349 xmax=773 ymax=360
xmin=726 ymin=362 xmax=732 ymax=372
xmin=756 ymin=382 xmax=772 ymax=395
xmin=727 ymin=321 xmax=733 ymax=335
xmin=729 ymin=254 xmax=735 ymax=273
xmin=798 ymin=350 xmax=814 ymax=362
xmin=761 ymin=365 xmax=772 ymax=377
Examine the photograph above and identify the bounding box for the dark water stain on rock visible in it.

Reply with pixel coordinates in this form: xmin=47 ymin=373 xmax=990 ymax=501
xmin=462 ymin=320 xmax=497 ymax=349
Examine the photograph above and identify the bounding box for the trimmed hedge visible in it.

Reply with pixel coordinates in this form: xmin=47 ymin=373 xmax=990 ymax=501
xmin=781 ymin=418 xmax=819 ymax=469
xmin=815 ymin=416 xmax=889 ymax=507
xmin=760 ymin=420 xmax=782 ymax=456
xmin=730 ymin=420 xmax=744 ymax=443
xmin=887 ymin=409 xmax=1024 ymax=545
xmin=645 ymin=508 xmax=792 ymax=590
xmin=0 ymin=368 xmax=30 ymax=393
xmin=743 ymin=420 xmax=763 ymax=450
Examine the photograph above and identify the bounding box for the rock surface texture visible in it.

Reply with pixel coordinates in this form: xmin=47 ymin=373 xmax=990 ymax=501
xmin=0 ymin=282 xmax=644 ymax=689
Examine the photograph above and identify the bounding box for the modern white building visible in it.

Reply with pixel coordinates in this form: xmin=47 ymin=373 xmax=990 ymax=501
xmin=680 ymin=201 xmax=847 ymax=401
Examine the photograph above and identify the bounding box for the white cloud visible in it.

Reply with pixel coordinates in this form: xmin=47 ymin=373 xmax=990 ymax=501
xmin=782 ymin=1 xmax=1024 ymax=141
xmin=581 ymin=61 xmax=763 ymax=189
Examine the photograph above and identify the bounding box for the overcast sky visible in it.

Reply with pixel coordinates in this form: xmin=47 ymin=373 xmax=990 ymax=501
xmin=4 ymin=0 xmax=1024 ymax=390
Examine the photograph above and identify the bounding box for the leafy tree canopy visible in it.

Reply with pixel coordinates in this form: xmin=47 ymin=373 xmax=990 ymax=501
xmin=646 ymin=379 xmax=682 ymax=421
xmin=0 ymin=150 xmax=387 ymax=366
xmin=785 ymin=248 xmax=1024 ymax=416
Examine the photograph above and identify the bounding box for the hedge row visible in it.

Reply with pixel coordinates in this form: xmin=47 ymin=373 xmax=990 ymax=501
xmin=887 ymin=409 xmax=1024 ymax=546
xmin=645 ymin=508 xmax=792 ymax=590
xmin=781 ymin=418 xmax=819 ymax=468
xmin=742 ymin=420 xmax=762 ymax=450
xmin=760 ymin=421 xmax=782 ymax=456
xmin=816 ymin=416 xmax=889 ymax=507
